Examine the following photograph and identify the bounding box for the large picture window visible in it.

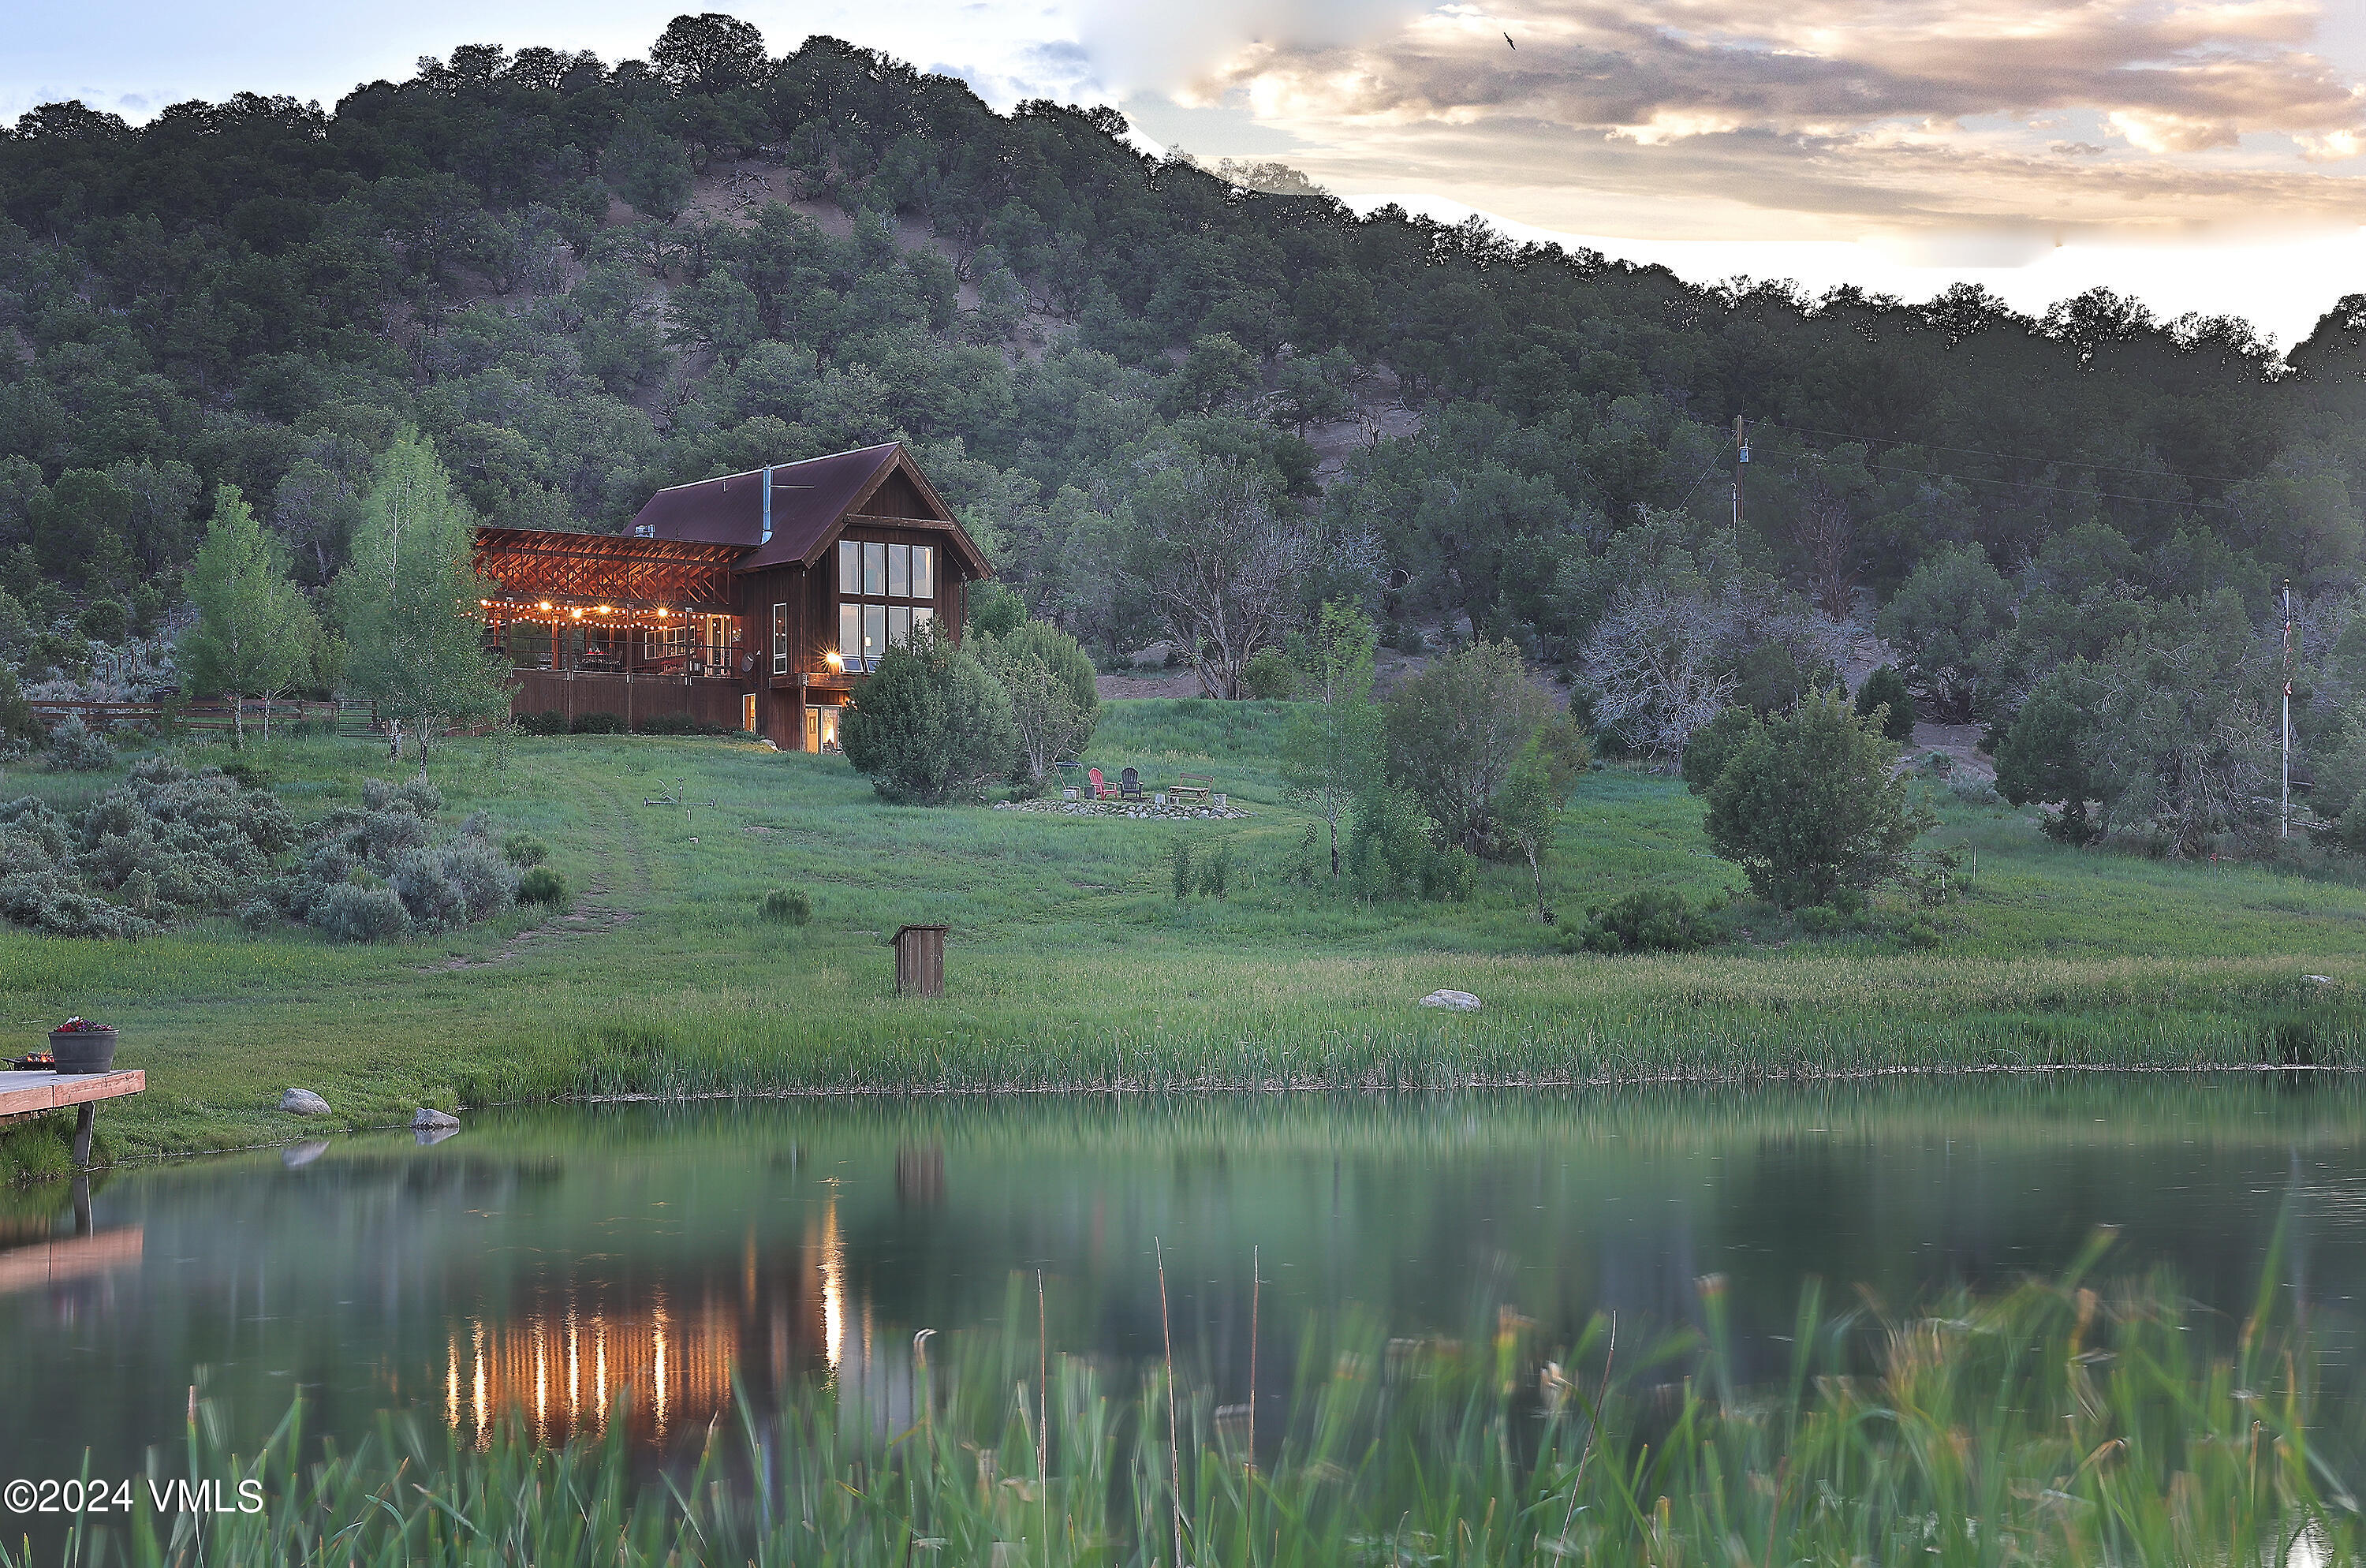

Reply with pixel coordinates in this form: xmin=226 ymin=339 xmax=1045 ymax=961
xmin=834 ymin=539 xmax=941 ymax=671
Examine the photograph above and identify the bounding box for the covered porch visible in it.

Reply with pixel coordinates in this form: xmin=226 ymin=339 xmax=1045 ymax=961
xmin=474 ymin=529 xmax=755 ymax=728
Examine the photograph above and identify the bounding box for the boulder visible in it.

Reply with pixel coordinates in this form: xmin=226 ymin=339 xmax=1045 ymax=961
xmin=412 ymin=1107 xmax=460 ymax=1130
xmin=279 ymin=1088 xmax=331 ymax=1116
xmin=1418 ymin=989 xmax=1483 ymax=1012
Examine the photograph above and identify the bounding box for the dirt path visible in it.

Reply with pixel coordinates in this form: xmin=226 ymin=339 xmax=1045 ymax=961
xmin=420 ymin=781 xmax=650 ymax=972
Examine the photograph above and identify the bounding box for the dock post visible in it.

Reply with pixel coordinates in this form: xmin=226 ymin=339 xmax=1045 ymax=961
xmin=72 ymin=1103 xmax=93 ymax=1168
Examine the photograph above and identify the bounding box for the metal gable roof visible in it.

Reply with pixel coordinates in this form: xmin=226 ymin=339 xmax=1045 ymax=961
xmin=625 ymin=442 xmax=992 ymax=578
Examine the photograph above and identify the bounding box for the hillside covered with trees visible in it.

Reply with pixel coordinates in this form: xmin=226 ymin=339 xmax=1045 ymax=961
xmin=6 ymin=14 xmax=2366 ymax=853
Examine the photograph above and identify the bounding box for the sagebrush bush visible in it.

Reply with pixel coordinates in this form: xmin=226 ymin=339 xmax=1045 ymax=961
xmin=500 ymin=832 xmax=548 ymax=867
xmin=45 ymin=716 xmax=115 ymax=772
xmin=309 ymin=881 xmax=413 ymax=943
xmin=517 ymin=865 xmax=566 ymax=905
xmin=277 ymin=778 xmax=518 ymax=937
xmin=759 ymin=888 xmax=812 ymax=924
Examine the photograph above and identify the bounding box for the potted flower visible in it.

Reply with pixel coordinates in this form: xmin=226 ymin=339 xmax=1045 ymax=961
xmin=49 ymin=1017 xmax=118 ymax=1075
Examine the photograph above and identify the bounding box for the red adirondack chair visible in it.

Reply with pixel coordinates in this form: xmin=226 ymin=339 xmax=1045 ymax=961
xmin=1088 ymin=767 xmax=1110 ymax=799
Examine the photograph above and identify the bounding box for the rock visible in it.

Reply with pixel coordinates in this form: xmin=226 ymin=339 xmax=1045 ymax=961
xmin=412 ymin=1107 xmax=459 ymax=1130
xmin=416 ymin=1125 xmax=460 ymax=1147
xmin=1419 ymin=989 xmax=1483 ymax=1011
xmin=279 ymin=1088 xmax=331 ymax=1116
xmin=2305 ymin=974 xmax=2336 ymax=984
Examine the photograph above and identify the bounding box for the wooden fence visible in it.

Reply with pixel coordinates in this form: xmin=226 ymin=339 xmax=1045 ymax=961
xmin=25 ymin=699 xmax=380 ymax=737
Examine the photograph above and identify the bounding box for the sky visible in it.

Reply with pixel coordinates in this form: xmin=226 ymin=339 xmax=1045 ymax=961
xmin=12 ymin=0 xmax=2366 ymax=347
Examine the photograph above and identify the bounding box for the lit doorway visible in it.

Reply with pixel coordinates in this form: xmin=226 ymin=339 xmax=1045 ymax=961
xmin=804 ymin=705 xmax=842 ymax=753
xmin=741 ymin=693 xmax=756 ymax=734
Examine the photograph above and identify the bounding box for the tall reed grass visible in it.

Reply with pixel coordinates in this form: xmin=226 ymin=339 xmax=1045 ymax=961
xmin=11 ymin=1232 xmax=2356 ymax=1566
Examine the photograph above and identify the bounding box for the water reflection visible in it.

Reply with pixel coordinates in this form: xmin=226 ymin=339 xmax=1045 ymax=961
xmin=2 ymin=1077 xmax=2364 ymax=1477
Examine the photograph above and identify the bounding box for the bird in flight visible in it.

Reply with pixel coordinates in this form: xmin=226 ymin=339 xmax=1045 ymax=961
xmin=1504 ymin=31 xmax=1516 ymax=48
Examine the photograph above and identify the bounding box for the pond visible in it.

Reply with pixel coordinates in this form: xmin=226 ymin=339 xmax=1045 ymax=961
xmin=3 ymin=1076 xmax=2363 ymax=1481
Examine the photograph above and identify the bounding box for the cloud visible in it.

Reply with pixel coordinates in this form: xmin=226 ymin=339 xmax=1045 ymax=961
xmin=1151 ymin=0 xmax=2366 ymax=238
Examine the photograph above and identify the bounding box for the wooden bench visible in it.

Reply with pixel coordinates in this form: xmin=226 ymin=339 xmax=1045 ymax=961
xmin=1170 ymin=773 xmax=1215 ymax=804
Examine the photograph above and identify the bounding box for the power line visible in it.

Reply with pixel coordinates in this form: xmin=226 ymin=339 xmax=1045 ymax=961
xmin=1845 ymin=455 xmax=2234 ymax=513
xmin=1752 ymin=417 xmax=2248 ymax=487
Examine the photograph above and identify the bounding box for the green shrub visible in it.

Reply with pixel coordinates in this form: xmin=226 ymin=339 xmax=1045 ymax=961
xmin=220 ymin=759 xmax=273 ymax=791
xmin=1281 ymin=823 xmax=1321 ymax=886
xmin=840 ymin=625 xmax=1018 ymax=805
xmin=500 ymin=832 xmax=549 ymax=868
xmin=635 ymin=712 xmax=731 ymax=736
xmin=571 ymin=711 xmax=625 ymax=734
xmin=517 ymin=709 xmax=569 ymax=736
xmin=1703 ymin=692 xmax=1924 ymax=908
xmin=966 ymin=580 xmax=1026 ymax=638
xmin=1795 ymin=905 xmax=1853 ymax=936
xmin=0 ymin=663 xmax=35 ymax=746
xmin=1345 ymin=786 xmax=1471 ymax=901
xmin=77 ymin=599 xmax=129 ymax=644
xmin=1241 ymin=648 xmax=1298 ymax=700
xmin=1853 ymin=664 xmax=1918 ymax=742
xmin=1421 ymin=843 xmax=1476 ymax=902
xmin=759 ymin=887 xmax=812 ymax=924
xmin=517 ymin=865 xmax=567 ymax=905
xmin=1565 ymin=889 xmax=1719 ymax=953
xmin=1902 ymin=917 xmax=1942 ymax=949
xmin=1170 ymin=840 xmax=1193 ymax=900
xmin=1680 ymin=707 xmax=1760 ymax=795
xmin=1197 ymin=839 xmax=1232 ymax=898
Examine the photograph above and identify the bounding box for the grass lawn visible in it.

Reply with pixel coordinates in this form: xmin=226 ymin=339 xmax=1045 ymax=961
xmin=5 ymin=696 xmax=2365 ymax=1167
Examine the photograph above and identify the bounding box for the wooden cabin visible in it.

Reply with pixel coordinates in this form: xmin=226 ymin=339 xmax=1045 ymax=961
xmin=471 ymin=442 xmax=991 ymax=752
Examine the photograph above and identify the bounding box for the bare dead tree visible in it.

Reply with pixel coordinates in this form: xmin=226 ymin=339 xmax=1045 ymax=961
xmin=1581 ymin=584 xmax=1737 ymax=771
xmin=1123 ymin=456 xmax=1320 ymax=699
xmin=1793 ymin=484 xmax=1860 ymax=622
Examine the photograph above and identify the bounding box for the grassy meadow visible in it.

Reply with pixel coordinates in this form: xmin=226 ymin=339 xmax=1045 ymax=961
xmin=3 ymin=697 xmax=2366 ymax=1165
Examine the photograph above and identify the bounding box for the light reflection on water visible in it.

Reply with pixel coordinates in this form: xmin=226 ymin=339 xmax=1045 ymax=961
xmin=2 ymin=1076 xmax=2364 ymax=1476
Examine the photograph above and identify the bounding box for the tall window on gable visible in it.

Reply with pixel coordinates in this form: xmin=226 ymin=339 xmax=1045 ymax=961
xmin=771 ymin=603 xmax=788 ymax=675
xmin=836 ymin=536 xmax=943 ymax=672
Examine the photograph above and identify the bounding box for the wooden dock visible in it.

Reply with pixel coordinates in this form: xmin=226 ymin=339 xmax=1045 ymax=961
xmin=0 ymin=1070 xmax=147 ymax=1166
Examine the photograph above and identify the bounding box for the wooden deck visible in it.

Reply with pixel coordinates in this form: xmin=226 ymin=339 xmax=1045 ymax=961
xmin=0 ymin=1070 xmax=145 ymax=1122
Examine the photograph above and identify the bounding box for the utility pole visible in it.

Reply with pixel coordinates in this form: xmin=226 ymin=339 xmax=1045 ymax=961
xmin=1732 ymin=415 xmax=1748 ymax=531
xmin=2282 ymin=578 xmax=2293 ymax=839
